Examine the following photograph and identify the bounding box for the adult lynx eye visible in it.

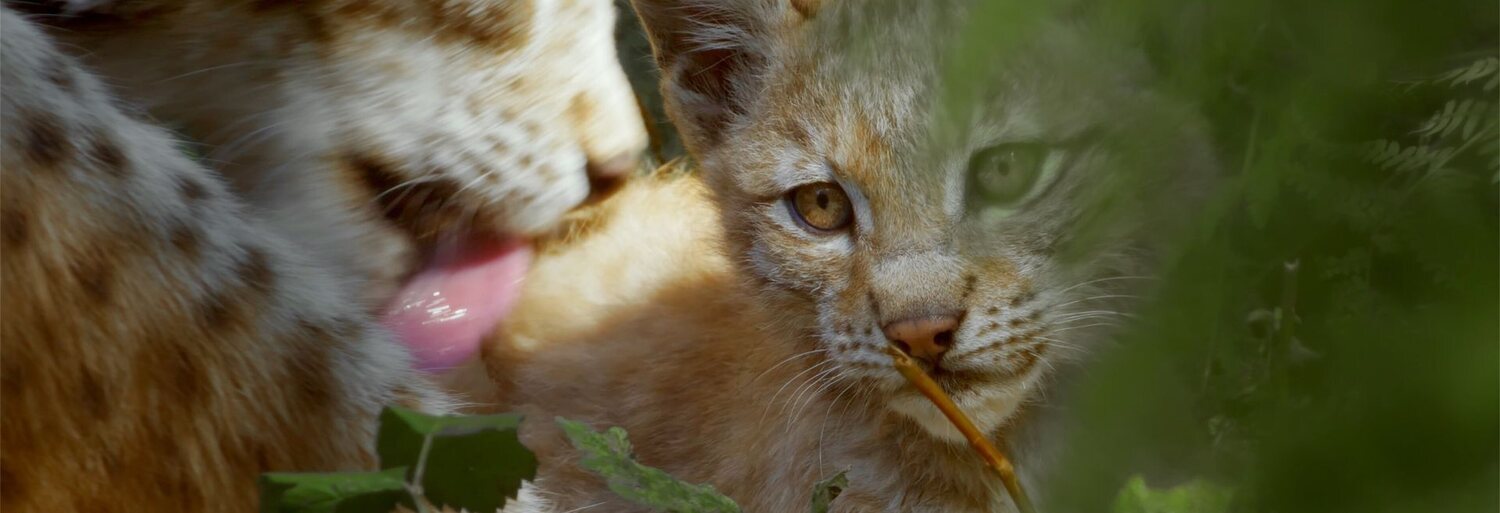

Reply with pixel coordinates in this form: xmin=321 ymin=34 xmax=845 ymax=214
xmin=787 ymin=182 xmax=853 ymax=232
xmin=968 ymin=144 xmax=1052 ymax=207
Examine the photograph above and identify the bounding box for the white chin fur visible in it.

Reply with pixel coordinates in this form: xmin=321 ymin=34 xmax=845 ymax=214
xmin=890 ymin=391 xmax=1023 ymax=444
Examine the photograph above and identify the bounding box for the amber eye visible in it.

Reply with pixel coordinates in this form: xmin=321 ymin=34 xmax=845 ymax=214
xmin=787 ymin=182 xmax=854 ymax=232
xmin=968 ymin=144 xmax=1047 ymax=206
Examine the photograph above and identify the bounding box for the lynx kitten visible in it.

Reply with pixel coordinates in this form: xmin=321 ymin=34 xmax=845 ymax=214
xmin=491 ymin=1 xmax=1216 ymax=511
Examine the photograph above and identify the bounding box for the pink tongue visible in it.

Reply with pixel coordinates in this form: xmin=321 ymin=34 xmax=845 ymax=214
xmin=381 ymin=239 xmax=532 ymax=373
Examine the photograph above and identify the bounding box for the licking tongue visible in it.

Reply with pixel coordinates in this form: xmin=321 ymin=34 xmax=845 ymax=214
xmin=380 ymin=238 xmax=532 ymax=373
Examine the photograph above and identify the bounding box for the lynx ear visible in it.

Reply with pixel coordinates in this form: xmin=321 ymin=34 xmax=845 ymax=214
xmin=629 ymin=0 xmax=799 ymax=150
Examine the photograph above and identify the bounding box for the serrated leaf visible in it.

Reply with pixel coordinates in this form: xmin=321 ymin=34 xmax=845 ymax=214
xmin=809 ymin=470 xmax=849 ymax=513
xmin=376 ymin=406 xmax=535 ymax=513
xmin=1111 ymin=475 xmax=1233 ymax=513
xmin=557 ymin=417 xmax=742 ymax=513
xmin=258 ymin=467 xmax=413 ymax=513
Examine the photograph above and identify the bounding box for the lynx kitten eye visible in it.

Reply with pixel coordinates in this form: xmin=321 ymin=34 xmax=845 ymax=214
xmin=967 ymin=144 xmax=1055 ymax=207
xmin=787 ymin=182 xmax=854 ymax=232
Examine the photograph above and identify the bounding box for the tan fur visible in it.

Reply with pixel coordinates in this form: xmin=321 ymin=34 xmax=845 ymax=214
xmin=494 ymin=172 xmax=1011 ymax=512
xmin=1 ymin=0 xmax=646 ymax=510
xmin=490 ymin=1 xmax=1217 ymax=511
xmin=18 ymin=0 xmax=648 ymax=305
xmin=1 ymin=10 xmax=448 ymax=509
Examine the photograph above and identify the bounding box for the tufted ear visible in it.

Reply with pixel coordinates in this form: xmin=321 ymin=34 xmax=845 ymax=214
xmin=629 ymin=0 xmax=808 ymax=151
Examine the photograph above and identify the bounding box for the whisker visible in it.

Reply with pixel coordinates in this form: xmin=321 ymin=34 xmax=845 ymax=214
xmin=200 ymin=109 xmax=282 ymax=148
xmin=789 ymin=371 xmax=846 ymax=460
xmin=1034 ymin=336 xmax=1089 ymax=356
xmin=213 ymin=118 xmax=293 ymax=163
xmin=1052 ymin=309 xmax=1133 ymax=318
xmin=559 ymin=502 xmax=607 ymax=513
xmin=1049 ymin=294 xmax=1143 ymax=310
xmin=789 ymin=366 xmax=844 ymax=423
xmin=817 ymin=380 xmax=857 ymax=473
xmin=453 ymin=158 xmax=495 ymax=198
xmin=1052 ymin=275 xmax=1157 ymax=297
xmin=760 ymin=359 xmax=833 ymax=427
xmin=1049 ymin=310 xmax=1135 ymax=323
xmin=751 ymin=348 xmax=827 ymax=385
xmin=372 ymin=176 xmax=443 ymax=204
xmin=1047 ymin=322 xmax=1120 ymax=335
xmin=781 ymin=365 xmax=841 ymax=422
xmin=152 ymin=60 xmax=270 ymax=84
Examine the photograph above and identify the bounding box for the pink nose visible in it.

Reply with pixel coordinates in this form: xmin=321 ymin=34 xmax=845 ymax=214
xmin=882 ymin=315 xmax=958 ymax=364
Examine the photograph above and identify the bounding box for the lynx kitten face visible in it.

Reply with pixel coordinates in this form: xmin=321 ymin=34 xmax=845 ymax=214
xmin=641 ymin=0 xmax=1214 ymax=441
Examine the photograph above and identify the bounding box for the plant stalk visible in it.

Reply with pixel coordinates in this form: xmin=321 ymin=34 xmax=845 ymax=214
xmin=883 ymin=345 xmax=1038 ymax=513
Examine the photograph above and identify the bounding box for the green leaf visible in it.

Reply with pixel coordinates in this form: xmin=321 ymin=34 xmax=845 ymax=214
xmin=809 ymin=470 xmax=848 ymax=513
xmin=1437 ymin=57 xmax=1499 ymax=87
xmin=376 ymin=406 xmax=536 ymax=513
xmin=1111 ymin=475 xmax=1233 ymax=513
xmin=258 ymin=467 xmax=412 ymax=513
xmin=557 ymin=417 xmax=742 ymax=513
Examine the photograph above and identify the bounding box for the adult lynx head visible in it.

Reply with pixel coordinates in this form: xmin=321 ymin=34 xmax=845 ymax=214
xmin=24 ymin=0 xmax=649 ymax=368
xmin=27 ymin=0 xmax=647 ymax=294
xmin=633 ymin=0 xmax=1215 ymax=440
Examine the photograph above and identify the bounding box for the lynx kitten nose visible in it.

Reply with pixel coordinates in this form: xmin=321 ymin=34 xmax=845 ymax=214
xmin=883 ymin=315 xmax=958 ymax=364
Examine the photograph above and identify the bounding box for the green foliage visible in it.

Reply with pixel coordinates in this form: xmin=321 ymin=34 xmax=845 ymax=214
xmin=809 ymin=470 xmax=849 ymax=513
xmin=557 ymin=419 xmax=857 ymax=513
xmin=1012 ymin=1 xmax=1499 ymax=512
xmin=1371 ymin=56 xmax=1499 ymax=184
xmin=259 ymin=407 xmax=536 ymax=513
xmin=375 ymin=406 xmax=535 ymax=513
xmin=258 ymin=468 xmax=411 ymax=513
xmin=557 ymin=417 xmax=743 ymax=513
xmin=1111 ymin=476 xmax=1233 ymax=513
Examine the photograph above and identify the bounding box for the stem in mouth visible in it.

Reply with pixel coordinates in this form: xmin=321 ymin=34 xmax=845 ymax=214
xmin=882 ymin=344 xmax=1038 ymax=513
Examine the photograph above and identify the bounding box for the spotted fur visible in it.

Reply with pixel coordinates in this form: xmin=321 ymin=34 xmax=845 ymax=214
xmin=0 ymin=10 xmax=447 ymax=509
xmin=17 ymin=0 xmax=648 ymax=305
xmin=0 ymin=0 xmax=646 ymax=510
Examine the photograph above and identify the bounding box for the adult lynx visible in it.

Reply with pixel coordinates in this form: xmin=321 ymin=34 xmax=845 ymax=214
xmin=492 ymin=1 xmax=1216 ymax=511
xmin=0 ymin=0 xmax=643 ymax=509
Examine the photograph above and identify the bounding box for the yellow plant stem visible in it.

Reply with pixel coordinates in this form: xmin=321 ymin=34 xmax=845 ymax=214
xmin=883 ymin=345 xmax=1038 ymax=513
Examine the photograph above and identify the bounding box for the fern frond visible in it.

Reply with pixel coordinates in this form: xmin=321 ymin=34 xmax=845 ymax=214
xmin=1364 ymin=140 xmax=1454 ymax=173
xmin=1435 ymin=56 xmax=1498 ymax=88
xmin=1396 ymin=56 xmax=1498 ymax=91
xmin=1414 ymin=99 xmax=1495 ymax=140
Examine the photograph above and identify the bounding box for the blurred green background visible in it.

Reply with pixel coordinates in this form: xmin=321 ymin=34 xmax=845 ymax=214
xmin=610 ymin=0 xmax=1497 ymax=511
